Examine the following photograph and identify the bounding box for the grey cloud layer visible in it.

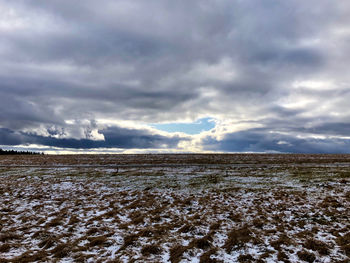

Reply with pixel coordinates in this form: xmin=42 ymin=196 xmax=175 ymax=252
xmin=202 ymin=128 xmax=350 ymax=154
xmin=1 ymin=0 xmax=350 ymax=152
xmin=0 ymin=127 xmax=181 ymax=149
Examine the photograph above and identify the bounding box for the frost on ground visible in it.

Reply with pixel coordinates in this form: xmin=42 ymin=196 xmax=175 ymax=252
xmin=0 ymin=154 xmax=349 ymax=263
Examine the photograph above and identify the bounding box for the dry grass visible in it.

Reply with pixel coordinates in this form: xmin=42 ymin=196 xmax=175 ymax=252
xmin=304 ymin=238 xmax=330 ymax=255
xmin=270 ymin=234 xmax=294 ymax=250
xmin=0 ymin=244 xmax=10 ymax=253
xmin=0 ymin=233 xmax=20 ymax=242
xmin=169 ymin=244 xmax=187 ymax=263
xmin=141 ymin=244 xmax=162 ymax=256
xmin=0 ymin=154 xmax=349 ymax=262
xmin=189 ymin=235 xmax=213 ymax=250
xmin=297 ymin=250 xmax=316 ymax=263
xmin=199 ymin=248 xmax=218 ymax=263
xmin=237 ymin=254 xmax=254 ymax=262
xmin=119 ymin=234 xmax=138 ymax=251
xmin=223 ymin=226 xmax=255 ymax=252
xmin=336 ymin=232 xmax=350 ymax=256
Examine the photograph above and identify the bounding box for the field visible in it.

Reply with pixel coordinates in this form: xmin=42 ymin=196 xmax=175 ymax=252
xmin=0 ymin=154 xmax=349 ymax=263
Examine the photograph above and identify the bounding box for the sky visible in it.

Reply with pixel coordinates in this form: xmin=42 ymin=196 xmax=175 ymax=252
xmin=1 ymin=0 xmax=350 ymax=154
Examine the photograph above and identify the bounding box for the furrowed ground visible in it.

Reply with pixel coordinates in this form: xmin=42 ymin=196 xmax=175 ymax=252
xmin=0 ymin=154 xmax=349 ymax=262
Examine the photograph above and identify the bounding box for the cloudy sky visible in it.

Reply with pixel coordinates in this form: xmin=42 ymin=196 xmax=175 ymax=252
xmin=1 ymin=0 xmax=350 ymax=154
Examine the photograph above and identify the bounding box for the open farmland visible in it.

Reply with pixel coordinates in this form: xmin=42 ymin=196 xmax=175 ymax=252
xmin=0 ymin=154 xmax=349 ymax=262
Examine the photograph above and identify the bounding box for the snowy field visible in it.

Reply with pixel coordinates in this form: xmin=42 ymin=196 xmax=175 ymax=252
xmin=0 ymin=154 xmax=349 ymax=262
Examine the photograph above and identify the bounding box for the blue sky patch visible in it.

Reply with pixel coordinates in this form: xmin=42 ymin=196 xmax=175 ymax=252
xmin=151 ymin=118 xmax=216 ymax=135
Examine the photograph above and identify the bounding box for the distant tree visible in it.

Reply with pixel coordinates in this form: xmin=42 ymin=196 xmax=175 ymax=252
xmin=0 ymin=148 xmax=43 ymax=155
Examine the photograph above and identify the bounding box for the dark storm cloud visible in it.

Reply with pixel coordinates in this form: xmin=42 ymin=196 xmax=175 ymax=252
xmin=202 ymin=128 xmax=350 ymax=154
xmin=0 ymin=128 xmax=24 ymax=145
xmin=0 ymin=126 xmax=182 ymax=149
xmin=1 ymin=0 xmax=350 ymax=151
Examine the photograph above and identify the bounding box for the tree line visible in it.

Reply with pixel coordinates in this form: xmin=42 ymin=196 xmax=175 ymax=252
xmin=0 ymin=149 xmax=44 ymax=155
